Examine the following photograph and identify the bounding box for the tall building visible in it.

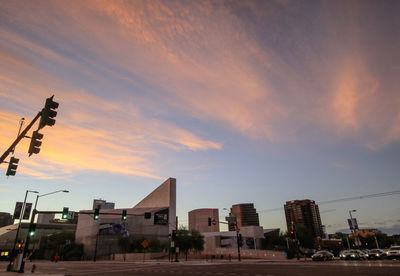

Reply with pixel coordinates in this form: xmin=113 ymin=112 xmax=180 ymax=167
xmin=284 ymin=199 xmax=323 ymax=238
xmin=228 ymin=203 xmax=259 ymax=231
xmin=189 ymin=208 xmax=219 ymax=233
xmin=93 ymin=199 xmax=115 ymax=210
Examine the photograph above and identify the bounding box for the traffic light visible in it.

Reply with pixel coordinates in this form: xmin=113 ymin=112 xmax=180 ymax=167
xmin=6 ymin=157 xmax=19 ymax=176
xmin=208 ymin=217 xmax=212 ymax=226
xmin=62 ymin=207 xmax=69 ymax=219
xmin=122 ymin=210 xmax=127 ymax=221
xmin=17 ymin=240 xmax=24 ymax=248
xmin=28 ymin=131 xmax=44 ymax=156
xmin=290 ymin=231 xmax=295 ymax=239
xmin=39 ymin=95 xmax=59 ymax=129
xmin=28 ymin=223 xmax=37 ymax=237
xmin=172 ymin=230 xmax=177 ymax=240
xmin=94 ymin=208 xmax=100 ymax=220
xmin=144 ymin=212 xmax=151 ymax=219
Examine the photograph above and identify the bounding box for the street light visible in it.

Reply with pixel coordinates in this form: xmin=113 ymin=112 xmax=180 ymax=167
xmin=34 ymin=190 xmax=69 ymax=210
xmin=19 ymin=189 xmax=69 ymax=273
xmin=8 ymin=190 xmax=38 ymax=271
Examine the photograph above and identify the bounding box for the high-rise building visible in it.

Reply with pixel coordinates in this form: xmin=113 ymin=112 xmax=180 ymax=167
xmin=189 ymin=208 xmax=219 ymax=233
xmin=228 ymin=203 xmax=259 ymax=231
xmin=284 ymin=199 xmax=323 ymax=238
xmin=93 ymin=199 xmax=115 ymax=210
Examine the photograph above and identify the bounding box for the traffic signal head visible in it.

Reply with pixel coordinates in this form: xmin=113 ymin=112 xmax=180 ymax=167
xmin=208 ymin=217 xmax=212 ymax=226
xmin=6 ymin=157 xmax=19 ymax=176
xmin=94 ymin=208 xmax=100 ymax=220
xmin=17 ymin=240 xmax=24 ymax=248
xmin=28 ymin=224 xmax=37 ymax=237
xmin=39 ymin=95 xmax=59 ymax=129
xmin=62 ymin=207 xmax=69 ymax=219
xmin=290 ymin=231 xmax=295 ymax=239
xmin=122 ymin=210 xmax=127 ymax=221
xmin=172 ymin=230 xmax=177 ymax=239
xmin=28 ymin=131 xmax=44 ymax=156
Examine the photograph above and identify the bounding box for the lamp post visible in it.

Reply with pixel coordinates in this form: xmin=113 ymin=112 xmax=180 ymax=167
xmin=19 ymin=190 xmax=69 ymax=273
xmin=8 ymin=190 xmax=38 ymax=272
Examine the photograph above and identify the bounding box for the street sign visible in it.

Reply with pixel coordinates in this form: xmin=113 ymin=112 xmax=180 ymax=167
xmin=141 ymin=239 xmax=149 ymax=249
xmin=212 ymin=219 xmax=217 ymax=225
xmin=225 ymin=216 xmax=236 ymax=222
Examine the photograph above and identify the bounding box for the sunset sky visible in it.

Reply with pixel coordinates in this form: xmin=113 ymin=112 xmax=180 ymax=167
xmin=1 ymin=0 xmax=399 ymax=234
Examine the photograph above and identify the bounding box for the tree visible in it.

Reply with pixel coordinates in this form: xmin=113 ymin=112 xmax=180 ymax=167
xmin=295 ymin=225 xmax=315 ymax=249
xmin=261 ymin=230 xmax=287 ymax=251
xmin=177 ymin=228 xmax=204 ymax=260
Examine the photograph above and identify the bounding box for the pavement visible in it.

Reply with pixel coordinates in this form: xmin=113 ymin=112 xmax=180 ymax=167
xmin=0 ymin=259 xmax=399 ymax=276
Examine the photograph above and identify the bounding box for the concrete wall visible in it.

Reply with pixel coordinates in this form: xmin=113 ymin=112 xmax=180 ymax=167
xmin=134 ymin=178 xmax=176 ymax=233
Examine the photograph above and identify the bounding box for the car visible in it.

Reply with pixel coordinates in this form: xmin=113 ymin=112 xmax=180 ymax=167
xmin=312 ymin=250 xmax=334 ymax=261
xmin=387 ymin=246 xmax=400 ymax=260
xmin=340 ymin=249 xmax=365 ymax=260
xmin=367 ymin=249 xmax=387 ymax=260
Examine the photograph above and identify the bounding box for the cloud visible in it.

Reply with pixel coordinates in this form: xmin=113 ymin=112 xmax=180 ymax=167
xmin=0 ymin=0 xmax=399 ymax=153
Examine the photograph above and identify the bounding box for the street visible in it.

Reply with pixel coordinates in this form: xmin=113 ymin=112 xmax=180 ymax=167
xmin=1 ymin=260 xmax=400 ymax=276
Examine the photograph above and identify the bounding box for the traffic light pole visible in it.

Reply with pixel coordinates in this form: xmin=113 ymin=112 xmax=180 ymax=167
xmin=235 ymin=222 xmax=241 ymax=262
xmin=19 ymin=209 xmax=38 ymax=272
xmin=0 ymin=112 xmax=41 ymax=165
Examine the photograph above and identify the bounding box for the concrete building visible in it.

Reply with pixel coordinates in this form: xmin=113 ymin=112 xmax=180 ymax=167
xmin=93 ymin=199 xmax=115 ymax=210
xmin=284 ymin=199 xmax=323 ymax=238
xmin=189 ymin=208 xmax=219 ymax=233
xmin=37 ymin=213 xmax=55 ymax=224
xmin=75 ymin=178 xmax=176 ymax=259
xmin=228 ymin=203 xmax=259 ymax=231
xmin=0 ymin=212 xmax=12 ymax=227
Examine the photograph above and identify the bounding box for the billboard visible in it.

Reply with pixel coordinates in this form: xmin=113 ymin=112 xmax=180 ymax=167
xmin=13 ymin=202 xmax=32 ymax=220
xmin=154 ymin=208 xmax=168 ymax=225
xmin=23 ymin=203 xmax=32 ymax=220
xmin=347 ymin=218 xmax=359 ymax=230
xmin=99 ymin=222 xmax=129 ymax=237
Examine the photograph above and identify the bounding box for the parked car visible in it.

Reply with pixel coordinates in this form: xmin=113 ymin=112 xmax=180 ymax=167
xmin=312 ymin=250 xmax=334 ymax=261
xmin=367 ymin=249 xmax=387 ymax=260
xmin=387 ymin=246 xmax=400 ymax=260
xmin=340 ymin=249 xmax=366 ymax=260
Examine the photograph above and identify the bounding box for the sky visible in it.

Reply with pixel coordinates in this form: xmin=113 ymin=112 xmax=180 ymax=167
xmin=0 ymin=0 xmax=399 ymax=235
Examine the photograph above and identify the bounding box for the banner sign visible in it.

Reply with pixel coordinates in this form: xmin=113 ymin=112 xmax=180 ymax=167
xmin=99 ymin=222 xmax=129 ymax=237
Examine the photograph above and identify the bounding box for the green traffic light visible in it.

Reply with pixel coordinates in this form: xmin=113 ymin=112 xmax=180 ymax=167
xmin=29 ymin=231 xmax=35 ymax=237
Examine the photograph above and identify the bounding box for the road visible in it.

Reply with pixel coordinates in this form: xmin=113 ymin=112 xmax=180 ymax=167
xmin=1 ymin=260 xmax=400 ymax=275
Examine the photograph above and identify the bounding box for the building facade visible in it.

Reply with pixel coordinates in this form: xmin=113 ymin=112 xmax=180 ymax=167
xmin=0 ymin=212 xmax=12 ymax=227
xmin=228 ymin=203 xmax=259 ymax=231
xmin=189 ymin=208 xmax=219 ymax=233
xmin=284 ymin=199 xmax=323 ymax=238
xmin=93 ymin=199 xmax=115 ymax=210
xmin=75 ymin=178 xmax=176 ymax=259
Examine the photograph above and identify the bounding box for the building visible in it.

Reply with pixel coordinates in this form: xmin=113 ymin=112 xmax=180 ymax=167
xmin=284 ymin=199 xmax=323 ymax=238
xmin=189 ymin=208 xmax=219 ymax=233
xmin=75 ymin=177 xmax=176 ymax=259
xmin=0 ymin=212 xmax=12 ymax=227
xmin=93 ymin=199 xmax=115 ymax=210
xmin=228 ymin=203 xmax=259 ymax=231
xmin=37 ymin=213 xmax=55 ymax=224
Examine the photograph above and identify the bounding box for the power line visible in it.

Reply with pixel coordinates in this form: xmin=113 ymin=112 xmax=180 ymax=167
xmin=259 ymin=190 xmax=400 ymax=213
